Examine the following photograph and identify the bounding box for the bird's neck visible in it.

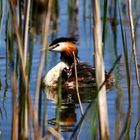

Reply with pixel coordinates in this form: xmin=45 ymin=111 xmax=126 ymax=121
xmin=60 ymin=52 xmax=79 ymax=67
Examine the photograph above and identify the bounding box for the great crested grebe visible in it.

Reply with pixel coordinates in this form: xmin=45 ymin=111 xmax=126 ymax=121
xmin=43 ymin=37 xmax=114 ymax=89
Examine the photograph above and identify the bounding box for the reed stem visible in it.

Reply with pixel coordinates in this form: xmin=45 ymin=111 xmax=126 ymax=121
xmin=11 ymin=73 xmax=18 ymax=140
xmin=35 ymin=0 xmax=53 ymax=115
xmin=128 ymin=0 xmax=140 ymax=89
xmin=0 ymin=0 xmax=4 ymax=39
xmin=9 ymin=0 xmax=29 ymax=138
xmin=73 ymin=52 xmax=84 ymax=115
xmin=9 ymin=0 xmax=42 ymax=139
xmin=23 ymin=0 xmax=31 ymax=65
xmin=92 ymin=0 xmax=109 ymax=139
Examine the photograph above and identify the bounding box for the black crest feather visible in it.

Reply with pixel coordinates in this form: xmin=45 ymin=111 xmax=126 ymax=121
xmin=49 ymin=37 xmax=77 ymax=46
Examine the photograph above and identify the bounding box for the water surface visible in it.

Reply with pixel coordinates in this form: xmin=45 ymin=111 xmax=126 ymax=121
xmin=0 ymin=0 xmax=140 ymax=139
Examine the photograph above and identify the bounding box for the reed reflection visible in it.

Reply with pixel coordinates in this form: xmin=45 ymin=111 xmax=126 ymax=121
xmin=31 ymin=0 xmax=59 ymax=35
xmin=42 ymin=85 xmax=98 ymax=133
xmin=43 ymin=86 xmax=98 ymax=103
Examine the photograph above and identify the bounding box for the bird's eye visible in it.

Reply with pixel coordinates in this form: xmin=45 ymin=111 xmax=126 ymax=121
xmin=56 ymin=44 xmax=60 ymax=47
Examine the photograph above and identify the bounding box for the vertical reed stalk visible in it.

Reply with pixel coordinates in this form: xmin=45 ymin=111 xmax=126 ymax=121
xmin=102 ymin=0 xmax=108 ymax=54
xmin=35 ymin=0 xmax=53 ymax=117
xmin=92 ymin=0 xmax=110 ymax=139
xmin=134 ymin=116 xmax=140 ymax=140
xmin=9 ymin=0 xmax=41 ymax=139
xmin=11 ymin=74 xmax=18 ymax=140
xmin=9 ymin=0 xmax=29 ymax=138
xmin=23 ymin=0 xmax=31 ymax=65
xmin=27 ymin=95 xmax=41 ymax=139
xmin=128 ymin=0 xmax=140 ymax=89
xmin=9 ymin=0 xmax=27 ymax=83
xmin=119 ymin=8 xmax=132 ymax=139
xmin=0 ymin=0 xmax=4 ymax=38
xmin=73 ymin=52 xmax=83 ymax=115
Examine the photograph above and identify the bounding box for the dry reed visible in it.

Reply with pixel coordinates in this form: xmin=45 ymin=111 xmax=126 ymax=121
xmin=92 ymin=0 xmax=110 ymax=139
xmin=9 ymin=0 xmax=42 ymax=139
xmin=35 ymin=0 xmax=53 ymax=116
xmin=23 ymin=0 xmax=31 ymax=64
xmin=128 ymin=0 xmax=140 ymax=89
xmin=73 ymin=52 xmax=84 ymax=115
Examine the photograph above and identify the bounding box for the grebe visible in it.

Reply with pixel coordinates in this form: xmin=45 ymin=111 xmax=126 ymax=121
xmin=43 ymin=37 xmax=114 ymax=89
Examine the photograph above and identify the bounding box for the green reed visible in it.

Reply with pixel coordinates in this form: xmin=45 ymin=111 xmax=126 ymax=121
xmin=119 ymin=10 xmax=131 ymax=96
xmin=0 ymin=0 xmax=3 ymax=92
xmin=102 ymin=0 xmax=108 ymax=55
xmin=7 ymin=0 xmax=59 ymax=139
xmin=0 ymin=0 xmax=4 ymax=40
xmin=119 ymin=5 xmax=132 ymax=140
xmin=6 ymin=5 xmax=19 ymax=139
xmin=27 ymin=36 xmax=34 ymax=82
xmin=128 ymin=0 xmax=140 ymax=89
xmin=35 ymin=0 xmax=52 ymax=114
xmin=7 ymin=0 xmax=47 ymax=139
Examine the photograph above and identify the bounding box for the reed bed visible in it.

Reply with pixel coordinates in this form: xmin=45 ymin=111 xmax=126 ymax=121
xmin=0 ymin=0 xmax=139 ymax=139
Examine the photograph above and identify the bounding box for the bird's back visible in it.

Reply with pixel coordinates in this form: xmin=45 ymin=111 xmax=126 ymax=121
xmin=64 ymin=62 xmax=114 ymax=89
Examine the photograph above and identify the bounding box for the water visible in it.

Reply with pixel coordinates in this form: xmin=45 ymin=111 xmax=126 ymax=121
xmin=0 ymin=0 xmax=140 ymax=139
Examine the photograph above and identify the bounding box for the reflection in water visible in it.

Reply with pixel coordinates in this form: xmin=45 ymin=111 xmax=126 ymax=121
xmin=115 ymin=83 xmax=125 ymax=139
xmin=0 ymin=100 xmax=7 ymax=121
xmin=42 ymin=63 xmax=114 ymax=137
xmin=43 ymin=86 xmax=97 ymax=103
xmin=42 ymin=84 xmax=98 ymax=136
xmin=68 ymin=0 xmax=79 ymax=36
xmin=31 ymin=0 xmax=48 ymax=35
xmin=109 ymin=0 xmax=118 ymax=58
xmin=48 ymin=102 xmax=77 ymax=132
xmin=31 ymin=0 xmax=58 ymax=36
xmin=0 ymin=56 xmax=8 ymax=136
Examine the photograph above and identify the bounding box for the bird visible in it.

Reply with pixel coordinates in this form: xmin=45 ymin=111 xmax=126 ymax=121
xmin=43 ymin=37 xmax=114 ymax=90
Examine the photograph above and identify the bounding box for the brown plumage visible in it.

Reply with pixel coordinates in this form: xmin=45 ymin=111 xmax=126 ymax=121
xmin=44 ymin=37 xmax=114 ymax=89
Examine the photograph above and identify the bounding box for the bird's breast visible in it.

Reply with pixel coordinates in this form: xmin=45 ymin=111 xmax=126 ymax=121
xmin=43 ymin=62 xmax=69 ymax=87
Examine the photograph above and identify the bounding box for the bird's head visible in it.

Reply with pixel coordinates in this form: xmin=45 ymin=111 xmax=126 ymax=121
xmin=48 ymin=37 xmax=78 ymax=66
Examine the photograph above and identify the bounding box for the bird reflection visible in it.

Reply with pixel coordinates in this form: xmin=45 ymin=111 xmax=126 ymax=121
xmin=48 ymin=100 xmax=77 ymax=132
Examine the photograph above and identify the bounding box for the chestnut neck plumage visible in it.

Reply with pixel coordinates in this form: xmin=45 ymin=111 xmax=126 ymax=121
xmin=60 ymin=45 xmax=78 ymax=66
xmin=49 ymin=37 xmax=79 ymax=67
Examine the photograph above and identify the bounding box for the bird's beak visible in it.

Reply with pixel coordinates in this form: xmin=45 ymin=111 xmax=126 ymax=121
xmin=48 ymin=44 xmax=57 ymax=51
xmin=40 ymin=44 xmax=56 ymax=52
